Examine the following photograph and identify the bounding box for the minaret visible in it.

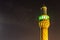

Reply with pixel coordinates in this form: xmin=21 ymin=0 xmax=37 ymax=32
xmin=38 ymin=5 xmax=50 ymax=40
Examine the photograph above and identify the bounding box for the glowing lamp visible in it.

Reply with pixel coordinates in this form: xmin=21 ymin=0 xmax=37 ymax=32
xmin=38 ymin=15 xmax=50 ymax=21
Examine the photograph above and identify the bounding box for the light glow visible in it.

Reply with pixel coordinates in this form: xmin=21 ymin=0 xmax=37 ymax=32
xmin=38 ymin=15 xmax=50 ymax=20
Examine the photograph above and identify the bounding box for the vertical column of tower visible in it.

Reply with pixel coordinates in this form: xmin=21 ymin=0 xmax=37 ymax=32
xmin=38 ymin=6 xmax=50 ymax=40
xmin=41 ymin=28 xmax=48 ymax=40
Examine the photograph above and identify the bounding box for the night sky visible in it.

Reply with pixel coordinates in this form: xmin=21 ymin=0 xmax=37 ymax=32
xmin=0 ymin=0 xmax=60 ymax=40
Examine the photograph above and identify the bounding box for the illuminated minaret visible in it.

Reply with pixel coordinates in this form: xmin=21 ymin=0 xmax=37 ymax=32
xmin=38 ymin=5 xmax=50 ymax=40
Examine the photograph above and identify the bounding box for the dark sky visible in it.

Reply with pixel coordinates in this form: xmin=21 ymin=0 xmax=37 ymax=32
xmin=0 ymin=0 xmax=60 ymax=40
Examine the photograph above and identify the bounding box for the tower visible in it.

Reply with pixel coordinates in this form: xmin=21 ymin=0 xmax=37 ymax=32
xmin=38 ymin=6 xmax=50 ymax=40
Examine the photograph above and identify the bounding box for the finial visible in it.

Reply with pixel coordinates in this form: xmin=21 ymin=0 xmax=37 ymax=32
xmin=41 ymin=5 xmax=47 ymax=15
